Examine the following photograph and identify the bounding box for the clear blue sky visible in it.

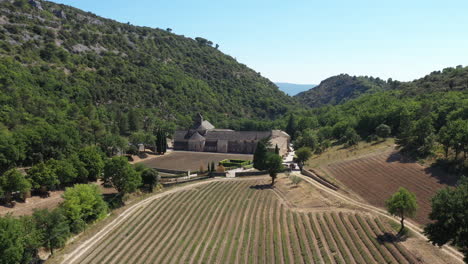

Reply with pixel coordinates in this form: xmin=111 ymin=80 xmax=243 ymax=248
xmin=52 ymin=0 xmax=468 ymax=84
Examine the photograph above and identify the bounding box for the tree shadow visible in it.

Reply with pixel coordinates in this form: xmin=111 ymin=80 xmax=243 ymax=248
xmin=385 ymin=151 xmax=415 ymax=164
xmin=385 ymin=151 xmax=458 ymax=186
xmin=103 ymin=193 xmax=124 ymax=210
xmin=250 ymin=184 xmax=273 ymax=190
xmin=376 ymin=232 xmax=408 ymax=243
xmin=423 ymin=165 xmax=459 ymax=186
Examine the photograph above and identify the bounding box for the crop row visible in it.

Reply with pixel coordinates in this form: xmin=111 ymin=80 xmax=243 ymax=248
xmin=74 ymin=180 xmax=416 ymax=264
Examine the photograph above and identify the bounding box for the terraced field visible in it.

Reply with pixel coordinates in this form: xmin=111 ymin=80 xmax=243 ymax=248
xmin=63 ymin=178 xmax=424 ymax=264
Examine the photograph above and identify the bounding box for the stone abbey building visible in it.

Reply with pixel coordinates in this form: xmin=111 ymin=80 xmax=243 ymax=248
xmin=174 ymin=114 xmax=290 ymax=156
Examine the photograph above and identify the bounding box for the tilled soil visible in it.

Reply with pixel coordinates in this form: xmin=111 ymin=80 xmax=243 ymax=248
xmin=139 ymin=151 xmax=252 ymax=171
xmin=324 ymin=150 xmax=457 ymax=224
xmin=60 ymin=176 xmax=457 ymax=264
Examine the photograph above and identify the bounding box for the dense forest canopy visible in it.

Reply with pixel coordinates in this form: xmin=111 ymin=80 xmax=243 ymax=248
xmin=0 ymin=0 xmax=296 ymax=125
xmin=290 ymin=66 xmax=468 ymax=175
xmin=0 ymin=0 xmax=297 ymax=170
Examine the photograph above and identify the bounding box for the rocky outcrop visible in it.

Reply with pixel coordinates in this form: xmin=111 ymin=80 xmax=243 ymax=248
xmin=53 ymin=10 xmax=66 ymax=19
xmin=28 ymin=0 xmax=43 ymax=10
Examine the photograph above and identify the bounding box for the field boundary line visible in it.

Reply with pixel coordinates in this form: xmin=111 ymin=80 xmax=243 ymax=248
xmin=296 ymin=172 xmax=465 ymax=263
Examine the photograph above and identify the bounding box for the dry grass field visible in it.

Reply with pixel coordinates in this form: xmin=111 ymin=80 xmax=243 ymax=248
xmin=59 ymin=175 xmax=457 ymax=264
xmin=139 ymin=151 xmax=253 ymax=171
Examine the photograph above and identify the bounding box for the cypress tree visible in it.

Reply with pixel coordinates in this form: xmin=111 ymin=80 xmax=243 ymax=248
xmin=253 ymin=141 xmax=268 ymax=170
xmin=162 ymin=132 xmax=167 ymax=154
xmin=275 ymin=144 xmax=280 ymax=155
xmin=156 ymin=129 xmax=162 ymax=154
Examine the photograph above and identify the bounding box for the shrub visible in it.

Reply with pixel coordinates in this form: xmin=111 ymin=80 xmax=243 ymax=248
xmin=290 ymin=175 xmax=302 ymax=186
xmin=376 ymin=124 xmax=391 ymax=138
xmin=60 ymin=184 xmax=108 ymax=233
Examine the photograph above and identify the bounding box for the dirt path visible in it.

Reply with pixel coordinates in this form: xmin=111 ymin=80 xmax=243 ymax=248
xmin=0 ymin=191 xmax=64 ymax=216
xmin=296 ymin=172 xmax=464 ymax=263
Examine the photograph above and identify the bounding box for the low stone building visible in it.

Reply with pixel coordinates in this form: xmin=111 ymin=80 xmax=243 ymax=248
xmin=174 ymin=114 xmax=290 ymax=156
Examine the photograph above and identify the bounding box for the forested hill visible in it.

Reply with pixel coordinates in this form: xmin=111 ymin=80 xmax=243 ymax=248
xmin=295 ymin=66 xmax=468 ymax=108
xmin=0 ymin=0 xmax=295 ymax=130
xmin=294 ymin=74 xmax=388 ymax=108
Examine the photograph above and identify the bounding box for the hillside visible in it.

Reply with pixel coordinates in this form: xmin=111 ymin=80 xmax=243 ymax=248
xmin=275 ymin=82 xmax=315 ymax=96
xmin=0 ymin=0 xmax=295 ymax=131
xmin=295 ymin=66 xmax=468 ymax=108
xmin=294 ymin=74 xmax=387 ymax=108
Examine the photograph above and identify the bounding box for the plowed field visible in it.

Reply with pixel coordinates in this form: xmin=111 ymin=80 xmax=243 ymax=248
xmin=66 ymin=179 xmax=421 ymax=264
xmin=324 ymin=151 xmax=456 ymax=224
xmin=139 ymin=151 xmax=252 ymax=171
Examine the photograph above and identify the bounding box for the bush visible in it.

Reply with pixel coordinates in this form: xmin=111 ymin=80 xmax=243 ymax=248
xmin=290 ymin=175 xmax=303 ymax=186
xmin=60 ymin=184 xmax=108 ymax=233
xmin=218 ymin=159 xmax=251 ymax=168
xmin=376 ymin=124 xmax=391 ymax=138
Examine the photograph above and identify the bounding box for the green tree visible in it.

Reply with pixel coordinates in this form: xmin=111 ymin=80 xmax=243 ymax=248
xmin=128 ymin=109 xmax=141 ymax=132
xmin=103 ymin=157 xmax=141 ymax=195
xmin=285 ymin=114 xmax=297 ymax=140
xmin=27 ymin=162 xmax=59 ymax=193
xmin=253 ymin=140 xmax=268 ymax=170
xmin=385 ymin=187 xmax=418 ymax=235
xmin=438 ymin=125 xmax=453 ymax=158
xmin=155 ymin=129 xmax=167 ymax=154
xmin=376 ymin=124 xmax=391 ymax=138
xmin=294 ymin=129 xmax=319 ymax=151
xmin=78 ymin=146 xmax=105 ymax=182
xmin=341 ymin=127 xmax=361 ymax=147
xmin=135 ymin=164 xmax=160 ymax=192
xmin=46 ymin=159 xmax=77 ymax=186
xmin=295 ymin=147 xmax=312 ymax=171
xmin=0 ymin=169 xmax=31 ymax=204
xmin=61 ymin=184 xmax=108 ymax=233
xmin=265 ymin=153 xmax=283 ymax=186
xmin=18 ymin=216 xmax=42 ymax=264
xmin=400 ymin=116 xmax=435 ymax=157
xmin=90 ymin=120 xmax=105 ymax=145
xmin=100 ymin=134 xmax=128 ymax=157
xmin=67 ymin=154 xmax=89 ymax=184
xmin=0 ymin=216 xmax=26 ymax=264
xmin=117 ymin=112 xmax=129 ymax=135
xmin=0 ymin=129 xmax=23 ymax=173
xmin=424 ymin=177 xmax=468 ymax=262
xmin=275 ymin=144 xmax=280 ymax=155
xmin=33 ymin=209 xmax=70 ymax=255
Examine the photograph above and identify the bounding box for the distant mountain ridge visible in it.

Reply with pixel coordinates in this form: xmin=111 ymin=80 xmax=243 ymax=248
xmin=275 ymin=82 xmax=316 ymax=96
xmin=295 ymin=66 xmax=468 ymax=108
xmin=294 ymin=74 xmax=387 ymax=108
